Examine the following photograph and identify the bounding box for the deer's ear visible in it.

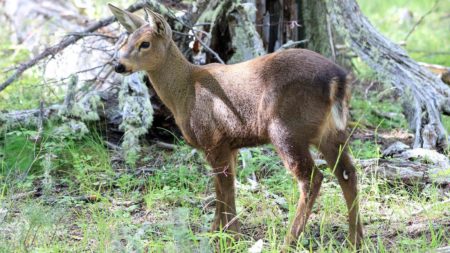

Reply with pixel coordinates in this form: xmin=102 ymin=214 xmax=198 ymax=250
xmin=144 ymin=7 xmax=172 ymax=39
xmin=108 ymin=3 xmax=146 ymax=33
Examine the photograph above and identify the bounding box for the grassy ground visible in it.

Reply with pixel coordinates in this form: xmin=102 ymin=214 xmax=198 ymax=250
xmin=1 ymin=0 xmax=450 ymax=252
xmin=1 ymin=80 xmax=449 ymax=252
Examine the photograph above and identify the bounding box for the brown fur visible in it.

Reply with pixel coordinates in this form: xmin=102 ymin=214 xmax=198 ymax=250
xmin=109 ymin=4 xmax=364 ymax=249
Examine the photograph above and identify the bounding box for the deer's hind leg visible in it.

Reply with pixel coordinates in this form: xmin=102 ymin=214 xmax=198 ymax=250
xmin=317 ymin=131 xmax=363 ymax=247
xmin=269 ymin=123 xmax=323 ymax=247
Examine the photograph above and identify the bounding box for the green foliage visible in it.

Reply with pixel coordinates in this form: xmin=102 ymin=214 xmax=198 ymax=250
xmin=0 ymin=26 xmax=63 ymax=110
xmin=350 ymin=139 xmax=381 ymax=159
xmin=0 ymin=123 xmax=114 ymax=196
xmin=358 ymin=0 xmax=450 ymax=66
xmin=1 ymin=130 xmax=37 ymax=173
xmin=350 ymin=94 xmax=407 ymax=130
xmin=443 ymin=115 xmax=450 ymax=134
xmin=1 ymin=135 xmax=449 ymax=252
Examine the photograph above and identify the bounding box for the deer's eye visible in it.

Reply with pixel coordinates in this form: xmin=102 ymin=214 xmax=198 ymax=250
xmin=139 ymin=42 xmax=150 ymax=50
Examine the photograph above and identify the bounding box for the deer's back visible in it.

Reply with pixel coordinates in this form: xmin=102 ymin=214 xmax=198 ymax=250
xmin=183 ymin=49 xmax=347 ymax=149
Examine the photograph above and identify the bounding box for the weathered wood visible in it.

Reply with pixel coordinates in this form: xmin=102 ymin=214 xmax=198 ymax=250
xmin=327 ymin=0 xmax=450 ymax=151
xmin=256 ymin=0 xmax=300 ymax=53
xmin=360 ymin=143 xmax=450 ymax=186
xmin=209 ymin=0 xmax=265 ymax=63
xmin=302 ymin=0 xmax=331 ymax=57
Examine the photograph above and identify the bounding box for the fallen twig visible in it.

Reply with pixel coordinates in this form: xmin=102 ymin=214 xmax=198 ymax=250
xmin=155 ymin=141 xmax=178 ymax=150
xmin=105 ymin=141 xmax=122 ymax=151
xmin=364 ymin=81 xmax=375 ymax=99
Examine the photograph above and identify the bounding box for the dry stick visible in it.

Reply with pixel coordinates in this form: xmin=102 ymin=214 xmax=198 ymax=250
xmin=404 ymin=0 xmax=440 ymax=42
xmin=155 ymin=141 xmax=178 ymax=150
xmin=326 ymin=14 xmax=336 ymax=62
xmin=0 ymin=1 xmax=147 ymax=93
xmin=193 ymin=33 xmax=225 ymax=64
xmin=156 ymin=1 xmax=226 ymax=64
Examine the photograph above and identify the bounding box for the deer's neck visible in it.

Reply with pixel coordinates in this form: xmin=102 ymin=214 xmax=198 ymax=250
xmin=146 ymin=41 xmax=196 ymax=117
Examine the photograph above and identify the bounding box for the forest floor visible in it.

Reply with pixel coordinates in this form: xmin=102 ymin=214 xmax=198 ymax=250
xmin=1 ymin=80 xmax=449 ymax=252
xmin=1 ymin=0 xmax=450 ymax=252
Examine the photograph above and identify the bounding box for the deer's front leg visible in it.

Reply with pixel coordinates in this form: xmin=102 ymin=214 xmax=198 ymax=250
xmin=206 ymin=147 xmax=240 ymax=234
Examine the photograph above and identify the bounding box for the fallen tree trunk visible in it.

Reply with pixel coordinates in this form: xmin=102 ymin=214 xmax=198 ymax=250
xmin=327 ymin=0 xmax=450 ymax=151
xmin=0 ymin=106 xmax=61 ymax=129
xmin=360 ymin=158 xmax=450 ymax=186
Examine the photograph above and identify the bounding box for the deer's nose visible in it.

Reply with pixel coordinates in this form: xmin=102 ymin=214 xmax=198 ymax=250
xmin=114 ymin=63 xmax=126 ymax=73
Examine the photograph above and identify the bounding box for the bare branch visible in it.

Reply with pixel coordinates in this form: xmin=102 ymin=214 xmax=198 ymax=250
xmin=0 ymin=1 xmax=146 ymax=93
xmin=193 ymin=33 xmax=225 ymax=64
xmin=65 ymin=32 xmax=117 ymax=39
xmin=404 ymin=0 xmax=440 ymax=42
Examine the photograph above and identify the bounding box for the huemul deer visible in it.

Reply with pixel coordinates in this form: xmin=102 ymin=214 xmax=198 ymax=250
xmin=109 ymin=4 xmax=363 ymax=248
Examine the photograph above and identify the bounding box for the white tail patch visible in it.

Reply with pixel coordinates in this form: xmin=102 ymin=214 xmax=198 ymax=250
xmin=328 ymin=77 xmax=348 ymax=131
xmin=331 ymin=103 xmax=346 ymax=131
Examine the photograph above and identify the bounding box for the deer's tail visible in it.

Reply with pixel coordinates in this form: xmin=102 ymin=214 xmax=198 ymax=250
xmin=329 ymin=74 xmax=352 ymax=131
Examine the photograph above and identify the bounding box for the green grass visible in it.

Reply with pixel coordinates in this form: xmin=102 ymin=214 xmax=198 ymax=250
xmin=1 ymin=123 xmax=448 ymax=252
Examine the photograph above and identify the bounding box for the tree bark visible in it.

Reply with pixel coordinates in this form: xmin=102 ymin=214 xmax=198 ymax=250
xmin=208 ymin=0 xmax=265 ymax=64
xmin=327 ymin=0 xmax=450 ymax=151
xmin=302 ymin=0 xmax=332 ymax=57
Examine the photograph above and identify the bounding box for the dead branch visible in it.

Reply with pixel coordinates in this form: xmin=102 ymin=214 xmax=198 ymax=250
xmin=193 ymin=33 xmax=225 ymax=64
xmin=418 ymin=62 xmax=450 ymax=75
xmin=277 ymin=40 xmax=308 ymax=51
xmin=2 ymin=105 xmax=61 ymax=125
xmin=66 ymin=32 xmax=118 ymax=39
xmin=403 ymin=0 xmax=440 ymax=43
xmin=0 ymin=1 xmax=146 ymax=93
xmin=155 ymin=141 xmax=178 ymax=150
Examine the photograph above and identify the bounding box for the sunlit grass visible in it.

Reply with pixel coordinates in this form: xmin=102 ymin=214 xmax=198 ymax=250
xmin=1 ymin=130 xmax=448 ymax=251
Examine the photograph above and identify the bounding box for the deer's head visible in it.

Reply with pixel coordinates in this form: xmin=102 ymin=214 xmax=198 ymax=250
xmin=108 ymin=4 xmax=172 ymax=74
